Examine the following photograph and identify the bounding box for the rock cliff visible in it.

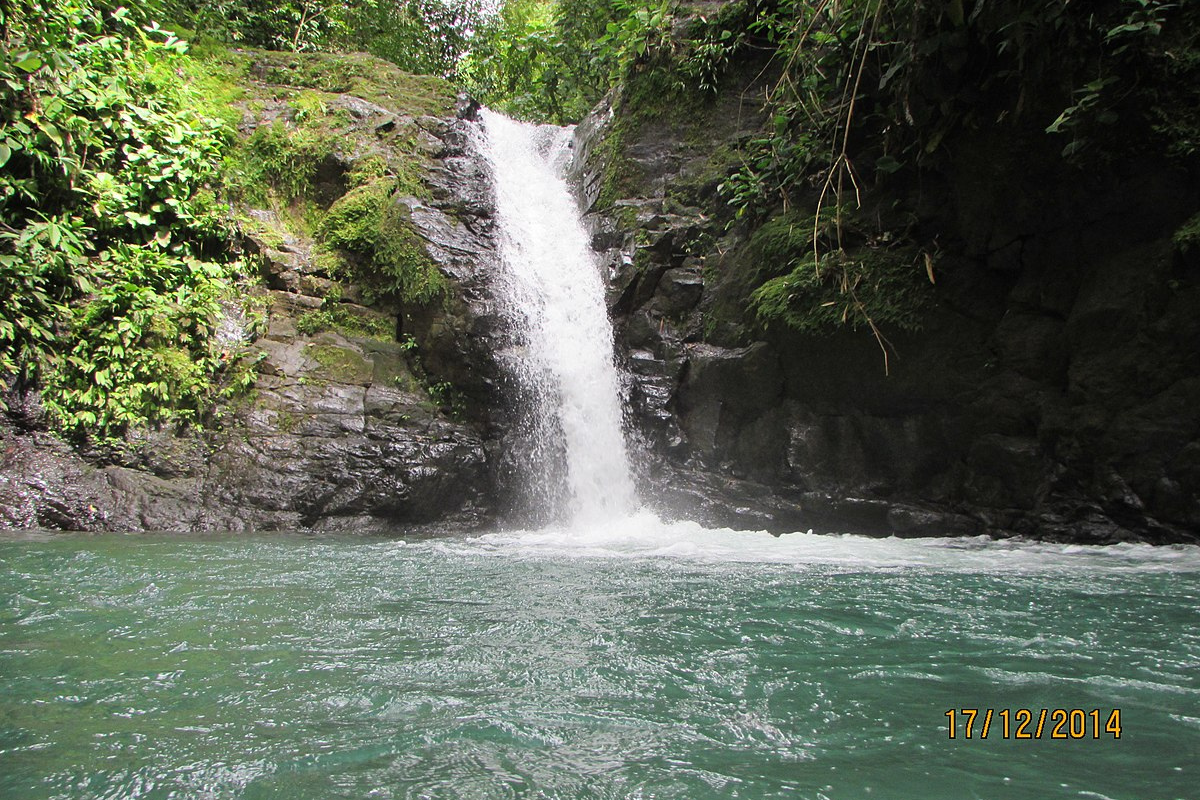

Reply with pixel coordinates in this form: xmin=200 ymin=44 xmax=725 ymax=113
xmin=5 ymin=42 xmax=1198 ymax=544
xmin=1 ymin=53 xmax=504 ymax=533
xmin=574 ymin=65 xmax=1200 ymax=544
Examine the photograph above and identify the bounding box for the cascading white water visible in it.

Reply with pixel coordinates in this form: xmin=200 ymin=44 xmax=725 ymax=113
xmin=478 ymin=109 xmax=638 ymax=523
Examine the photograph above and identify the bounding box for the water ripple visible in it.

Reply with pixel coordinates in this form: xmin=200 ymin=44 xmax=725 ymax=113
xmin=0 ymin=529 xmax=1197 ymax=799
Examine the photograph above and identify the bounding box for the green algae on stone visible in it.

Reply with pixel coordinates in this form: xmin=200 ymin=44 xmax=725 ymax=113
xmin=243 ymin=50 xmax=454 ymax=118
xmin=317 ymin=179 xmax=445 ymax=306
xmin=306 ymin=343 xmax=373 ymax=386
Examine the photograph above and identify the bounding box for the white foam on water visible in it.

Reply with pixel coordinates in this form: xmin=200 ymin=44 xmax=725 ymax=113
xmin=427 ymin=512 xmax=1200 ymax=573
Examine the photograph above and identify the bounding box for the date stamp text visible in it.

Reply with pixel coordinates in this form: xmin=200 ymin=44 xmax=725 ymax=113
xmin=945 ymin=708 xmax=1122 ymax=740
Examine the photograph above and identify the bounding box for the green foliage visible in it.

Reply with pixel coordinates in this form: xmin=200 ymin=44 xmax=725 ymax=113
xmin=677 ymin=2 xmax=751 ymax=94
xmin=0 ymin=214 xmax=91 ymax=389
xmin=459 ymin=0 xmax=758 ymax=123
xmin=169 ymin=0 xmax=354 ymax=53
xmin=545 ymin=0 xmax=627 ymax=112
xmin=41 ymin=247 xmax=257 ymax=437
xmin=213 ymin=49 xmax=445 ymax=281
xmin=463 ymin=0 xmax=753 ymax=123
xmin=665 ymin=140 xmax=745 ymax=212
xmin=751 ymin=249 xmax=927 ymax=335
xmin=0 ymin=0 xmax=257 ymax=436
xmin=318 ymin=179 xmax=445 ymax=305
xmin=347 ymin=0 xmax=490 ymax=77
xmin=600 ymin=0 xmax=676 ymax=79
xmin=460 ymin=0 xmax=750 ymax=124
xmin=1 ymin=0 xmax=469 ymax=435
xmin=458 ymin=0 xmax=560 ymax=121
xmin=319 ymin=180 xmax=389 ymax=249
xmin=289 ymin=90 xmax=329 ymax=123
xmin=164 ymin=0 xmax=741 ymax=125
xmin=676 ymin=0 xmax=1200 ymax=360
xmin=1173 ymin=212 xmax=1200 ymax=253
xmin=1035 ymin=1 xmax=1172 ymax=145
xmin=223 ymin=121 xmax=336 ymax=205
xmin=459 ymin=0 xmax=624 ymax=123
xmin=1 ymin=4 xmax=231 ymax=243
xmin=717 ymin=128 xmax=820 ymax=224
xmin=172 ymin=0 xmax=490 ymax=77
xmin=728 ymin=0 xmax=1199 ymax=213
xmin=427 ymin=379 xmax=465 ymax=417
xmin=165 ymin=44 xmax=249 ymax=129
xmin=296 ymin=309 xmax=339 ymax=335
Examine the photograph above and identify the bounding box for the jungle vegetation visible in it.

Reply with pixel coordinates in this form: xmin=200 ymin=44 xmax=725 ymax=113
xmin=3 ymin=0 xmax=1197 ymax=435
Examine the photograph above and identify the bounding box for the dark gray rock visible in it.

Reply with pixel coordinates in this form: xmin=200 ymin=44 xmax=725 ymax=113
xmin=652 ymin=266 xmax=704 ymax=316
xmin=676 ymin=342 xmax=783 ymax=462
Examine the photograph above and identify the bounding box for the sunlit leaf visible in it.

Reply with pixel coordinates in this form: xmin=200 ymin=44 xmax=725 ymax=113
xmin=13 ymin=54 xmax=43 ymax=73
xmin=40 ymin=122 xmax=64 ymax=148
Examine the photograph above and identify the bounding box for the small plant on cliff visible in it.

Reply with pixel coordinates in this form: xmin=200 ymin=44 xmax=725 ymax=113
xmin=427 ymin=380 xmax=465 ymax=418
xmin=600 ymin=0 xmax=676 ymax=77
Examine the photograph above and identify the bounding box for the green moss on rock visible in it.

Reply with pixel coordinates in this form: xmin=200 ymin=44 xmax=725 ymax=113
xmin=245 ymin=50 xmax=453 ymax=118
xmin=224 ymin=122 xmax=339 ymax=205
xmin=704 ymin=207 xmax=931 ymax=338
xmin=1173 ymin=211 xmax=1200 ymax=252
xmin=319 ymin=179 xmax=392 ymax=250
xmin=296 ymin=304 xmax=395 ymax=340
xmin=750 ymin=247 xmax=929 ymax=334
xmin=306 ymin=343 xmax=373 ymax=385
xmin=318 ymin=179 xmax=445 ymax=305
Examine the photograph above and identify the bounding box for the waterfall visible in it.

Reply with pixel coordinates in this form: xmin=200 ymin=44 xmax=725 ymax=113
xmin=478 ymin=109 xmax=638 ymax=524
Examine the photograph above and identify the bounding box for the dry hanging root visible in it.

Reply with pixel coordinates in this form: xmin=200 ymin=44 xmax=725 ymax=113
xmin=762 ymin=0 xmax=901 ymax=374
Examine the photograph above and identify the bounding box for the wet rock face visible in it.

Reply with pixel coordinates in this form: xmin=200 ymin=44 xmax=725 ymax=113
xmin=0 ymin=92 xmax=503 ymax=534
xmin=402 ymin=104 xmax=508 ymax=415
xmin=0 ymin=306 xmax=495 ymax=535
xmin=199 ymin=319 xmax=493 ymax=532
xmin=574 ymin=83 xmax=1200 ymax=544
xmin=2 ymin=372 xmax=488 ymax=533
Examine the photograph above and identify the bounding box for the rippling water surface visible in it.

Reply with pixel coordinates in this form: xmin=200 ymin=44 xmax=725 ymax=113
xmin=2 ymin=517 xmax=1198 ymax=799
